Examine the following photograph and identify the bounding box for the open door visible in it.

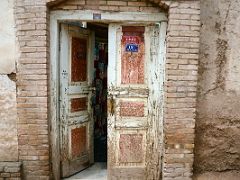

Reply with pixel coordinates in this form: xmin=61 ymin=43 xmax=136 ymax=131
xmin=108 ymin=23 xmax=167 ymax=179
xmin=59 ymin=24 xmax=94 ymax=178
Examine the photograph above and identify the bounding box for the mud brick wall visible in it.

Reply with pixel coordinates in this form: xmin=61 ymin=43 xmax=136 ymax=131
xmin=194 ymin=0 xmax=240 ymax=174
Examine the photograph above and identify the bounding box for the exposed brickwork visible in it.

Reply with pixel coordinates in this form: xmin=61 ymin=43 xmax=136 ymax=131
xmin=50 ymin=0 xmax=163 ymax=12
xmin=0 ymin=162 xmax=21 ymax=180
xmin=163 ymin=1 xmax=200 ymax=179
xmin=15 ymin=0 xmax=49 ymax=179
xmin=14 ymin=0 xmax=200 ymax=179
xmin=47 ymin=0 xmax=169 ymax=10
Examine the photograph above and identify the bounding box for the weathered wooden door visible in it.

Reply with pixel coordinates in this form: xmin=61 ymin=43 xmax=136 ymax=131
xmin=59 ymin=24 xmax=94 ymax=178
xmin=108 ymin=23 xmax=167 ymax=179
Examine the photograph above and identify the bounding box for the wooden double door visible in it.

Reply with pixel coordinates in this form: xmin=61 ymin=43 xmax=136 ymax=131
xmin=59 ymin=22 xmax=167 ymax=179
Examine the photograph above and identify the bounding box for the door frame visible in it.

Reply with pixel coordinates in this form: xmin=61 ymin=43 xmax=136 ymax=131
xmin=49 ymin=10 xmax=167 ymax=179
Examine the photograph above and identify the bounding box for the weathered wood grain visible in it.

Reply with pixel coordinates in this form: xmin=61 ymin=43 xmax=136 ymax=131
xmin=59 ymin=24 xmax=94 ymax=178
xmin=108 ymin=22 xmax=166 ymax=180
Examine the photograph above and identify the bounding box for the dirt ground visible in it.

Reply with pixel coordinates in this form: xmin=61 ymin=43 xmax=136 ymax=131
xmin=194 ymin=171 xmax=240 ymax=180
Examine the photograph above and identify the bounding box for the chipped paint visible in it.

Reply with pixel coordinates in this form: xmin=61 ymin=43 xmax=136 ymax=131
xmin=119 ymin=134 xmax=143 ymax=163
xmin=59 ymin=24 xmax=94 ymax=178
xmin=108 ymin=23 xmax=166 ymax=179
xmin=50 ymin=11 xmax=167 ymax=179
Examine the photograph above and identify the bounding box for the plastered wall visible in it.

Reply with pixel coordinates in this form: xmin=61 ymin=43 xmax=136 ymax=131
xmin=0 ymin=0 xmax=17 ymax=74
xmin=0 ymin=0 xmax=18 ymax=161
xmin=195 ymin=0 xmax=240 ymax=173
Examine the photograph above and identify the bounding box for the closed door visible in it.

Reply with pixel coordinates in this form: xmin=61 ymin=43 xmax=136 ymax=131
xmin=59 ymin=24 xmax=94 ymax=178
xmin=108 ymin=22 xmax=167 ymax=179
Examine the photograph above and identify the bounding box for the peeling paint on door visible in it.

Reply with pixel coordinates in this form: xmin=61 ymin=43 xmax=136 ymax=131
xmin=120 ymin=101 xmax=145 ymax=117
xmin=108 ymin=23 xmax=167 ymax=179
xmin=119 ymin=134 xmax=143 ymax=163
xmin=121 ymin=26 xmax=145 ymax=84
xmin=59 ymin=24 xmax=94 ymax=178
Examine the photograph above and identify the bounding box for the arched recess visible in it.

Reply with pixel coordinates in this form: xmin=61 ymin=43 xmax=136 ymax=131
xmin=46 ymin=0 xmax=169 ymax=10
xmin=47 ymin=0 xmax=168 ymax=179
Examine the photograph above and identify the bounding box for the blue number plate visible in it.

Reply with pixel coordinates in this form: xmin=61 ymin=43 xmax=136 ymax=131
xmin=125 ymin=44 xmax=138 ymax=52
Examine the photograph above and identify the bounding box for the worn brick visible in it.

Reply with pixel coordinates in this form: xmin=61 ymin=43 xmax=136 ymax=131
xmin=140 ymin=6 xmax=160 ymax=13
xmin=119 ymin=6 xmax=140 ymax=12
xmin=128 ymin=1 xmax=147 ymax=6
xmin=1 ymin=173 xmax=10 ymax=178
xmin=107 ymin=1 xmax=127 ymax=6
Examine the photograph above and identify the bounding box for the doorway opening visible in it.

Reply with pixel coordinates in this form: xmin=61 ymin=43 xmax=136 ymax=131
xmin=52 ymin=10 xmax=167 ymax=180
xmin=89 ymin=22 xmax=108 ymax=163
xmin=63 ymin=22 xmax=108 ymax=179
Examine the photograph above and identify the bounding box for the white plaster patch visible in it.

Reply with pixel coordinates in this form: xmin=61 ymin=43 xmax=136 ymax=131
xmin=0 ymin=0 xmax=17 ymax=74
xmin=226 ymin=10 xmax=240 ymax=93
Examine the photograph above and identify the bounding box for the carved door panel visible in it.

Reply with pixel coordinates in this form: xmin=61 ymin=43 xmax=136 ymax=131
xmin=108 ymin=23 xmax=167 ymax=179
xmin=59 ymin=24 xmax=94 ymax=178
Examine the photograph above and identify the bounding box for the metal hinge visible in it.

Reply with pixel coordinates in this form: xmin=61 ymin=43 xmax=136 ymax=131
xmin=107 ymin=95 xmax=115 ymax=116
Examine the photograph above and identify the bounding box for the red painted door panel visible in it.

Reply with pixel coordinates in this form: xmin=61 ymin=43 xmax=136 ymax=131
xmin=71 ymin=37 xmax=87 ymax=82
xmin=121 ymin=26 xmax=145 ymax=84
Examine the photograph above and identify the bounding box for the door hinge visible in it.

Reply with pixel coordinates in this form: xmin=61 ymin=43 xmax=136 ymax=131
xmin=107 ymin=95 xmax=115 ymax=116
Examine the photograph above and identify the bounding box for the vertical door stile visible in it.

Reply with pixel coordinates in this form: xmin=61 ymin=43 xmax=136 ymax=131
xmin=107 ymin=24 xmax=119 ymax=174
xmin=60 ymin=24 xmax=70 ymax=164
xmin=158 ymin=21 xmax=168 ymax=160
xmin=146 ymin=23 xmax=161 ymax=179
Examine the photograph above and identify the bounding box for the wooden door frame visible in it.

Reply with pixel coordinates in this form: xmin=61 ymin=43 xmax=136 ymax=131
xmin=49 ymin=10 xmax=167 ymax=179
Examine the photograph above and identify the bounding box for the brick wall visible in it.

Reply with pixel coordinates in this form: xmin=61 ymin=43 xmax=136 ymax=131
xmin=0 ymin=162 xmax=21 ymax=180
xmin=15 ymin=0 xmax=200 ymax=179
xmin=163 ymin=1 xmax=200 ymax=179
xmin=15 ymin=0 xmax=49 ymax=179
xmin=51 ymin=0 xmax=163 ymax=12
